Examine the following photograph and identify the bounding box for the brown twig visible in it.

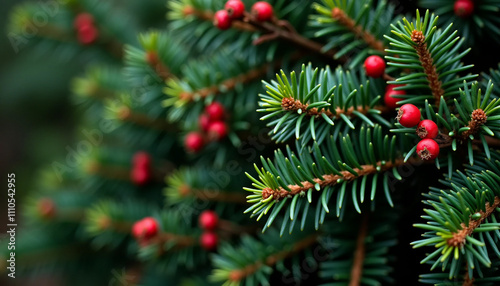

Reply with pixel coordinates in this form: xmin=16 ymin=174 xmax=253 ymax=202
xmin=281 ymin=97 xmax=390 ymax=118
xmin=262 ymin=160 xmax=404 ymax=201
xmin=349 ymin=215 xmax=369 ymax=286
xmin=145 ymin=51 xmax=171 ymax=80
xmin=331 ymin=8 xmax=385 ymax=52
xmin=229 ymin=234 xmax=319 ymax=282
xmin=461 ymin=109 xmax=487 ymax=140
xmin=411 ymin=30 xmax=444 ymax=107
xmin=447 ymin=197 xmax=500 ymax=247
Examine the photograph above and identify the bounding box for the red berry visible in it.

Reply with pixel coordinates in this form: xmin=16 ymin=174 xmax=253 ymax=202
xmin=384 ymin=86 xmax=406 ymax=109
xmin=225 ymin=0 xmax=245 ymax=19
xmin=38 ymin=198 xmax=56 ymax=219
xmin=132 ymin=151 xmax=151 ymax=169
xmin=199 ymin=114 xmax=211 ymax=132
xmin=199 ymin=210 xmax=219 ymax=230
xmin=185 ymin=132 xmax=205 ymax=153
xmin=386 ymin=84 xmax=404 ymax=92
xmin=77 ymin=25 xmax=99 ymax=45
xmin=200 ymin=231 xmax=218 ymax=250
xmin=132 ymin=217 xmax=159 ymax=240
xmin=208 ymin=121 xmax=228 ymax=141
xmin=396 ymin=104 xmax=421 ymax=127
xmin=205 ymin=102 xmax=226 ymax=121
xmin=417 ymin=139 xmax=440 ymax=160
xmin=214 ymin=10 xmax=232 ymax=30
xmin=74 ymin=13 xmax=94 ymax=29
xmin=251 ymin=1 xmax=274 ymax=22
xmin=454 ymin=0 xmax=474 ymax=18
xmin=416 ymin=120 xmax=439 ymax=139
xmin=364 ymin=55 xmax=386 ymax=78
xmin=131 ymin=167 xmax=151 ymax=186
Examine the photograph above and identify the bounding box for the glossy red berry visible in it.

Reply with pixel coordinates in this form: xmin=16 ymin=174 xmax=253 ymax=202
xmin=396 ymin=104 xmax=421 ymax=127
xmin=208 ymin=121 xmax=228 ymax=141
xmin=74 ymin=13 xmax=94 ymax=29
xmin=133 ymin=151 xmax=151 ymax=169
xmin=77 ymin=25 xmax=99 ymax=45
xmin=417 ymin=139 xmax=440 ymax=160
xmin=416 ymin=120 xmax=439 ymax=139
xmin=38 ymin=198 xmax=56 ymax=219
xmin=364 ymin=55 xmax=386 ymax=78
xmin=199 ymin=210 xmax=219 ymax=230
xmin=200 ymin=231 xmax=218 ymax=250
xmin=199 ymin=114 xmax=211 ymax=132
xmin=454 ymin=0 xmax=474 ymax=18
xmin=251 ymin=1 xmax=274 ymax=22
xmin=384 ymin=85 xmax=406 ymax=109
xmin=185 ymin=132 xmax=205 ymax=153
xmin=225 ymin=0 xmax=245 ymax=19
xmin=132 ymin=217 xmax=159 ymax=240
xmin=205 ymin=102 xmax=226 ymax=121
xmin=131 ymin=167 xmax=151 ymax=186
xmin=214 ymin=10 xmax=232 ymax=30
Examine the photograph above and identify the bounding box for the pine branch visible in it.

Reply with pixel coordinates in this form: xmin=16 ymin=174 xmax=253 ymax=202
xmin=349 ymin=215 xmax=368 ymax=286
xmin=448 ymin=197 xmax=500 ymax=247
xmin=117 ymin=106 xmax=178 ymax=132
xmin=145 ymin=50 xmax=171 ymax=80
xmin=262 ymin=159 xmax=402 ymax=201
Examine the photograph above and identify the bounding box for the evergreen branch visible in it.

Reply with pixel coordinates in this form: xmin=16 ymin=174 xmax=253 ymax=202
xmin=145 ymin=50 xmax=171 ymax=80
xmin=245 ymin=125 xmax=405 ymax=227
xmin=260 ymin=64 xmax=390 ymax=144
xmin=448 ymin=197 xmax=500 ymax=247
xmin=410 ymin=30 xmax=444 ymax=106
xmin=261 ymin=160 xmax=401 ymax=201
xmin=349 ymin=215 xmax=368 ymax=286
xmin=385 ymin=10 xmax=476 ymax=106
xmin=312 ymin=0 xmax=397 ymax=68
xmin=181 ymin=5 xmax=257 ymax=32
xmin=228 ymin=234 xmax=319 ymax=282
xmin=331 ymin=8 xmax=384 ymax=52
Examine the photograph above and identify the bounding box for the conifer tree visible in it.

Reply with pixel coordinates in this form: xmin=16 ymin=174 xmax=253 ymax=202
xmin=3 ymin=0 xmax=500 ymax=285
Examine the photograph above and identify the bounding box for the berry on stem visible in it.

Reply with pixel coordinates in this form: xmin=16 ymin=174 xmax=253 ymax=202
xmin=454 ymin=0 xmax=474 ymax=18
xmin=200 ymin=231 xmax=218 ymax=250
xmin=384 ymin=85 xmax=406 ymax=109
xmin=185 ymin=132 xmax=205 ymax=153
xmin=396 ymin=104 xmax=421 ymax=127
xmin=251 ymin=1 xmax=274 ymax=22
xmin=208 ymin=121 xmax=228 ymax=141
xmin=132 ymin=217 xmax=159 ymax=240
xmin=214 ymin=10 xmax=232 ymax=30
xmin=77 ymin=25 xmax=99 ymax=45
xmin=205 ymin=102 xmax=226 ymax=121
xmin=74 ymin=13 xmax=94 ymax=29
xmin=417 ymin=139 xmax=440 ymax=160
xmin=199 ymin=210 xmax=219 ymax=230
xmin=416 ymin=120 xmax=439 ymax=139
xmin=225 ymin=0 xmax=245 ymax=19
xmin=363 ymin=55 xmax=386 ymax=78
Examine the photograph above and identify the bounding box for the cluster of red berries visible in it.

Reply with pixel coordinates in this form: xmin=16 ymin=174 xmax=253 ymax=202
xmin=74 ymin=13 xmax=99 ymax=45
xmin=454 ymin=0 xmax=474 ymax=18
xmin=198 ymin=210 xmax=219 ymax=250
xmin=396 ymin=104 xmax=440 ymax=160
xmin=132 ymin=217 xmax=159 ymax=242
xmin=130 ymin=151 xmax=152 ymax=186
xmin=214 ymin=0 xmax=274 ymax=30
xmin=184 ymin=102 xmax=229 ymax=153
